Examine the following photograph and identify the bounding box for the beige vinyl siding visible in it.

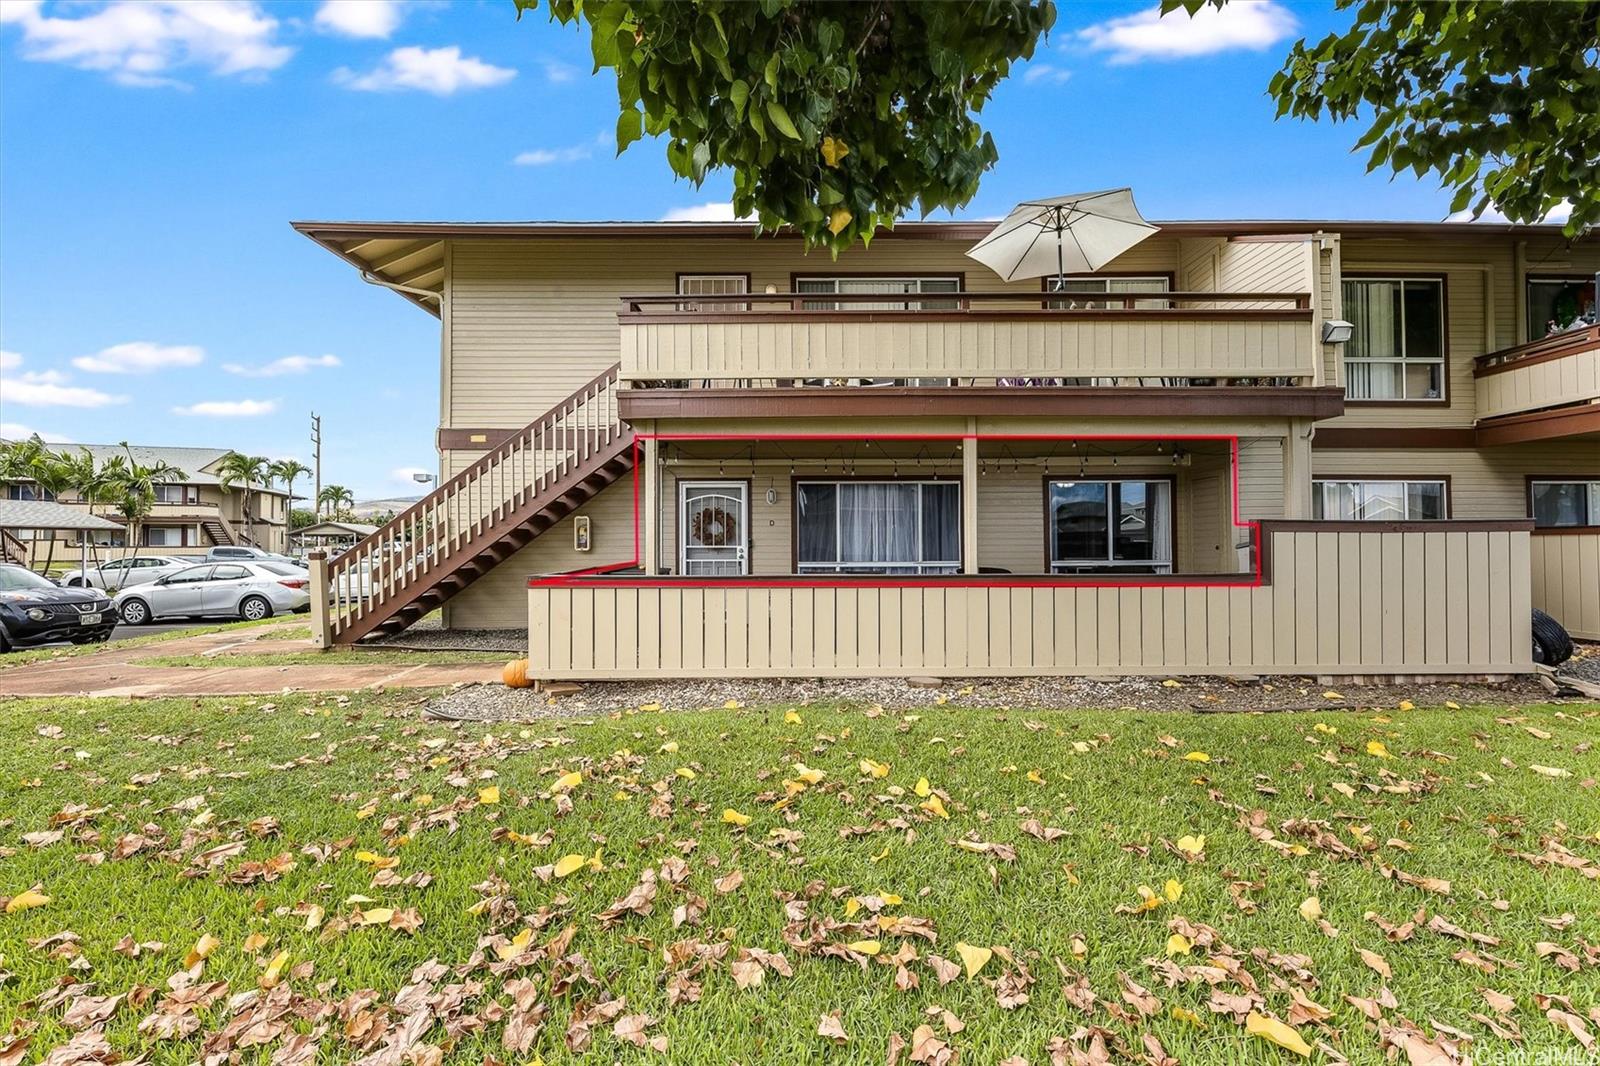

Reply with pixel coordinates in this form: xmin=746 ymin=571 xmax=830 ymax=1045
xmin=1312 ymin=442 xmax=1600 ymax=518
xmin=528 ymin=527 xmax=1532 ymax=678
xmin=1532 ymin=533 xmax=1600 ymax=639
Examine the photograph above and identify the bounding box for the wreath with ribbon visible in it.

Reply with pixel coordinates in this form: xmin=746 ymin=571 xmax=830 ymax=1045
xmin=690 ymin=504 xmax=739 ymax=547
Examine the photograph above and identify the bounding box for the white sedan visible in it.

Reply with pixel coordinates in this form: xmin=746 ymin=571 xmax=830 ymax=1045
xmin=114 ymin=562 xmax=311 ymax=625
xmin=59 ymin=556 xmax=192 ymax=591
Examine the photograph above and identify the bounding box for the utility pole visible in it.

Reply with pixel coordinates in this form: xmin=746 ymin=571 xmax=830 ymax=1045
xmin=310 ymin=413 xmax=322 ymax=518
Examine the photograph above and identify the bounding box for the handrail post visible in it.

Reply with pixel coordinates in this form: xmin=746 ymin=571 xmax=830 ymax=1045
xmin=307 ymin=550 xmax=332 ymax=649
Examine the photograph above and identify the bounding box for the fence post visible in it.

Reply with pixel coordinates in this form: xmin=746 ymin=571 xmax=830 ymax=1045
xmin=307 ymin=550 xmax=332 ymax=649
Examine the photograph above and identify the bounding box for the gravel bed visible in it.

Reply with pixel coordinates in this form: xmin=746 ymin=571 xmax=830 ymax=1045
xmin=366 ymin=626 xmax=524 ymax=653
xmin=1559 ymin=641 xmax=1600 ymax=684
xmin=421 ymin=672 xmax=1560 ymax=722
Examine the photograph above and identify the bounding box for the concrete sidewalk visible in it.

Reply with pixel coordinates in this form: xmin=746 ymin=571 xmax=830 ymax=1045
xmin=0 ymin=622 xmax=501 ymax=697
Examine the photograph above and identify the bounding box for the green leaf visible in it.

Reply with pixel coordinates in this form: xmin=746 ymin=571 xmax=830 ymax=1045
xmin=615 ymin=107 xmax=643 ymax=153
xmin=765 ymin=99 xmax=800 ymax=140
xmin=729 ymin=78 xmax=750 ymax=118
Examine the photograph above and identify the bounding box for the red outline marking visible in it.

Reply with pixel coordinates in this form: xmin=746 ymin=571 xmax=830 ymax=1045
xmin=532 ymin=432 xmax=1263 ymax=589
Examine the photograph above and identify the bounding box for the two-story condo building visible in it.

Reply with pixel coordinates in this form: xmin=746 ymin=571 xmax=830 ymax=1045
xmin=297 ymin=215 xmax=1598 ymax=680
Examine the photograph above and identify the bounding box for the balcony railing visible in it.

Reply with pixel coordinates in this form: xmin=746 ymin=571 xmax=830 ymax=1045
xmin=619 ymin=290 xmax=1318 ymax=389
xmin=1474 ymin=323 xmax=1600 ymax=421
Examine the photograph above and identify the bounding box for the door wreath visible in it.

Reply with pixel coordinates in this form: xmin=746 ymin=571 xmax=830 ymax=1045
xmin=690 ymin=505 xmax=739 ymax=547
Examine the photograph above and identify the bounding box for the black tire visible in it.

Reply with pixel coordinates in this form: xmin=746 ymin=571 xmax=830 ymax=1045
xmin=66 ymin=577 xmax=87 ymax=587
xmin=1532 ymin=609 xmax=1574 ymax=667
xmin=119 ymin=598 xmax=151 ymax=626
xmin=240 ymin=595 xmax=273 ymax=622
xmin=0 ymin=629 xmax=10 ymax=653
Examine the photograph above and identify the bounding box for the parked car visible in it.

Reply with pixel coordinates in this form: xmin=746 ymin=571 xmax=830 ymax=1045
xmin=0 ymin=564 xmax=116 ymax=651
xmin=58 ymin=555 xmax=193 ymax=591
xmin=114 ymin=562 xmax=311 ymax=625
xmin=206 ymin=545 xmax=304 ymax=566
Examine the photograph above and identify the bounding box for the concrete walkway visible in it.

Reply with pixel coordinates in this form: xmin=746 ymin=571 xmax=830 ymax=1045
xmin=0 ymin=621 xmax=501 ymax=698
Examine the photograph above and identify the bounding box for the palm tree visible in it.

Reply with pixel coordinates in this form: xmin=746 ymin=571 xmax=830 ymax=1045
xmin=217 ymin=451 xmax=269 ymax=547
xmin=25 ymin=448 xmax=75 ymax=576
xmin=105 ymin=445 xmax=185 ymax=569
xmin=0 ymin=434 xmax=47 ymax=483
xmin=318 ymin=484 xmax=354 ymax=518
xmin=56 ymin=448 xmax=115 ymax=575
xmin=270 ymin=459 xmax=311 ymax=548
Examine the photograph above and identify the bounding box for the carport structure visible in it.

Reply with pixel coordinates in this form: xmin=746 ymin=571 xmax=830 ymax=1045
xmin=0 ymin=499 xmax=126 ymax=574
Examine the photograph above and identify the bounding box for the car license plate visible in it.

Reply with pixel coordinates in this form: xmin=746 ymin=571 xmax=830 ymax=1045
xmin=79 ymin=613 xmax=101 ymax=625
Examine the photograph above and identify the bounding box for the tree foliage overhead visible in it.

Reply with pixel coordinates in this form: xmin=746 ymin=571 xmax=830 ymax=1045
xmin=1168 ymin=0 xmax=1599 ymax=235
xmin=516 ymin=0 xmax=1056 ymax=252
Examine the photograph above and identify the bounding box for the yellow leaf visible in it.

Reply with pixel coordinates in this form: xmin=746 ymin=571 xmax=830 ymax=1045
xmin=847 ymin=939 xmax=881 ymax=956
xmin=1165 ymin=933 xmax=1192 ymax=956
xmin=1313 ymin=722 xmax=1336 ymax=735
xmin=791 ymin=763 xmax=825 ymax=785
xmin=1163 ymin=878 xmax=1183 ymax=903
xmin=919 ymin=795 xmax=949 ymax=820
xmin=613 ymin=790 xmax=630 ymax=802
xmin=1245 ymin=1012 xmax=1312 ymax=1056
xmin=1161 ymin=679 xmax=1182 ymax=688
xmin=242 ymin=932 xmax=270 ymax=953
xmin=553 ymin=854 xmax=587 ymax=878
xmin=955 ymin=942 xmax=992 ymax=978
xmin=1175 ymin=834 xmax=1206 ymax=857
xmin=724 ymin=699 xmax=741 ymax=709
xmin=551 ymin=770 xmax=582 ymax=792
xmin=722 ymin=808 xmax=751 ymax=826
xmin=355 ymin=850 xmax=398 ymax=869
xmin=1323 ymin=690 xmax=1345 ymax=700
xmin=914 ymin=777 xmax=931 ymax=798
xmin=495 ymin=928 xmax=533 ymax=961
xmin=955 ymin=840 xmax=988 ymax=853
xmin=1026 ymin=769 xmax=1046 ymax=784
xmin=870 ymin=844 xmax=890 ymax=863
xmin=357 ymin=908 xmax=395 ymax=926
xmin=1171 ymin=1005 xmax=1206 ymax=1028
xmin=844 ymin=897 xmax=861 ymax=918
xmin=183 ymin=933 xmax=219 ymax=968
xmin=784 ymin=710 xmax=803 ymax=725
xmin=1298 ymin=896 xmax=1322 ymax=922
xmin=639 ymin=702 xmax=662 ymax=712
xmin=1366 ymin=741 xmax=1390 ymax=759
xmin=1445 ymin=700 xmax=1461 ymax=710
xmin=1531 ymin=764 xmax=1572 ymax=778
xmin=1071 ymin=741 xmax=1092 ymax=754
xmin=675 ymin=767 xmax=697 ymax=780
xmin=478 ymin=786 xmax=500 ymax=805
xmin=5 ymin=888 xmax=50 ymax=914
xmin=303 ymin=904 xmax=325 ymax=931
xmin=858 ymin=759 xmax=890 ymax=778
xmin=820 ymin=136 xmax=850 ymax=167
xmin=1182 ymin=751 xmax=1210 ymax=763
xmin=1398 ymin=699 xmax=1416 ymax=711
xmin=260 ymin=949 xmax=290 ymax=988
xmin=659 ymin=740 xmax=678 ymax=753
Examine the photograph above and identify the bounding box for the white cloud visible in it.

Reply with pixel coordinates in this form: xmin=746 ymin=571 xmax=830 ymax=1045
xmin=542 ymin=59 xmax=578 ymax=83
xmin=1 ymin=351 xmax=127 ymax=407
xmin=333 ymin=45 xmax=514 ymax=95
xmin=659 ymin=202 xmax=754 ymax=223
xmin=513 ymin=131 xmax=610 ymax=167
xmin=222 ymin=353 xmax=341 ymax=377
xmin=1446 ymin=199 xmax=1573 ymax=225
xmin=0 ymin=422 xmax=71 ymax=443
xmin=1078 ymin=1 xmax=1296 ymax=64
xmin=0 ymin=350 xmax=20 ymax=371
xmin=0 ymin=0 xmax=293 ymax=88
xmin=171 ymin=399 xmax=278 ymax=417
xmin=391 ymin=466 xmax=432 ymax=485
xmin=71 ymin=340 xmax=204 ymax=374
xmin=313 ymin=0 xmax=403 ymax=39
xmin=1022 ymin=63 xmax=1071 ymax=85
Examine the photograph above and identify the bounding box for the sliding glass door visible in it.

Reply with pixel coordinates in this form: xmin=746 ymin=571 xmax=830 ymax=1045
xmin=1048 ymin=479 xmax=1173 ymax=573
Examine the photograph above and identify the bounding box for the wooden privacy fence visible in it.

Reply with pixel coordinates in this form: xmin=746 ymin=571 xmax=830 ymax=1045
xmin=1532 ymin=532 xmax=1599 ymax=640
xmin=526 ymin=521 xmax=1533 ymax=679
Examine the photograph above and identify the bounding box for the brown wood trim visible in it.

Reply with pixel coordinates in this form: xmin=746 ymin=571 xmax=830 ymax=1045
xmin=1040 ymin=473 xmax=1178 ymax=574
xmin=530 ymin=571 xmax=1262 ymax=588
xmin=1311 ymin=475 xmax=1454 ymax=518
xmin=1474 ymin=324 xmax=1600 ymax=377
xmin=437 ymin=427 xmax=520 ymax=451
xmin=1475 ymin=404 xmax=1600 ymax=446
xmin=1340 ymin=272 xmax=1450 ymax=408
xmin=620 ymin=385 xmax=1347 ymax=422
xmin=787 ymin=474 xmax=963 ymax=574
xmin=1313 ymin=428 xmax=1477 ymax=449
xmin=623 ymin=308 xmax=1314 ymax=325
xmin=1531 ymin=527 xmax=1600 ymax=536
xmin=1525 ymin=473 xmax=1600 ymax=532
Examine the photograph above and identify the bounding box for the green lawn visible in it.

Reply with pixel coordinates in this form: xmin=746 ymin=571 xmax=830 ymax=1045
xmin=1 ymin=693 xmax=1596 ymax=1064
xmin=0 ymin=615 xmax=294 ymax=669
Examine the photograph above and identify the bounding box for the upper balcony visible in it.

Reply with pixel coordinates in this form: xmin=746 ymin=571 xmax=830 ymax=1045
xmin=617 ymin=289 xmax=1344 ymax=421
xmin=1473 ymin=324 xmax=1599 ymax=441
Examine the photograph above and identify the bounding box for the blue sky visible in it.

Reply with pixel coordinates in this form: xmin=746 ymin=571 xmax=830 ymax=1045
xmin=1 ymin=0 xmax=1465 ymax=500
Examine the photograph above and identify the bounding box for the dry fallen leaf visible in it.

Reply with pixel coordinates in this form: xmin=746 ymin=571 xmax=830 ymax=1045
xmin=4 ymin=887 xmax=49 ymax=914
xmin=1245 ymin=1011 xmax=1311 ymax=1057
xmin=955 ymin=942 xmax=992 ymax=978
xmin=817 ymin=1011 xmax=850 ymax=1044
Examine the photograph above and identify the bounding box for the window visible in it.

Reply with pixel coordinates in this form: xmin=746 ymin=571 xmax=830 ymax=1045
xmin=1047 ymin=275 xmax=1171 ymax=309
xmin=1529 ymin=479 xmax=1600 ymax=529
xmin=211 ymin=565 xmax=248 ymax=581
xmin=1313 ymin=480 xmax=1447 ymax=521
xmin=677 ymin=274 xmax=749 ymax=311
xmin=153 ymin=484 xmax=198 ymax=505
xmin=1342 ymin=277 xmax=1446 ymax=401
xmin=142 ymin=525 xmax=188 ymax=547
xmin=5 ymin=483 xmax=54 ymax=501
xmin=1526 ymin=276 xmax=1597 ymax=338
xmin=165 ymin=566 xmax=213 ymax=585
xmin=1048 ymin=480 xmax=1173 ymax=573
xmin=795 ymin=480 xmax=960 ymax=574
xmin=795 ymin=276 xmax=960 ymax=311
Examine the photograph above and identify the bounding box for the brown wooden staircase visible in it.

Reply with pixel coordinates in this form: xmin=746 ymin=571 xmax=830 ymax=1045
xmin=317 ymin=364 xmax=631 ymax=644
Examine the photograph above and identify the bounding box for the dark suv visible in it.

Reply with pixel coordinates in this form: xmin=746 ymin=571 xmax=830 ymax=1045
xmin=0 ymin=564 xmax=116 ymax=651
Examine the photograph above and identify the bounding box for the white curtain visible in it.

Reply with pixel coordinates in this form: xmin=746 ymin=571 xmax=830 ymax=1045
xmin=839 ymin=483 xmax=918 ymax=564
xmin=1150 ymin=481 xmax=1173 ymax=567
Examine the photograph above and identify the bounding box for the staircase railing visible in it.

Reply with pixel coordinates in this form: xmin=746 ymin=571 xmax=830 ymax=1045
xmin=318 ymin=363 xmax=625 ymax=642
xmin=1 ymin=529 xmax=27 ymax=566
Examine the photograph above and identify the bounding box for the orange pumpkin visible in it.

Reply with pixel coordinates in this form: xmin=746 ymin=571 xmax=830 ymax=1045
xmin=502 ymin=658 xmax=532 ymax=689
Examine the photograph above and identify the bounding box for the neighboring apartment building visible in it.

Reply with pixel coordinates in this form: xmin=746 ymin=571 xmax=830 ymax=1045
xmin=297 ymin=216 xmax=1599 ymax=677
xmin=1 ymin=444 xmax=290 ymax=559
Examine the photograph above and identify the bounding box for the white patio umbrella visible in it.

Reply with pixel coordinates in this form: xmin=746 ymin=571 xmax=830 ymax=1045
xmin=966 ymin=188 xmax=1159 ymax=287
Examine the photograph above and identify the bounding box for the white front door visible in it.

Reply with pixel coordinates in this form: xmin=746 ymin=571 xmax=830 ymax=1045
xmin=678 ymin=482 xmax=748 ymax=576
